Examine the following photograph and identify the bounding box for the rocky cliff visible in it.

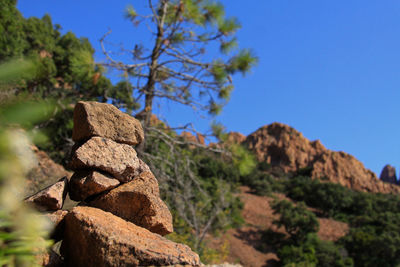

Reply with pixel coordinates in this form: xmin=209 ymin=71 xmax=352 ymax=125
xmin=380 ymin=164 xmax=398 ymax=184
xmin=244 ymin=122 xmax=400 ymax=194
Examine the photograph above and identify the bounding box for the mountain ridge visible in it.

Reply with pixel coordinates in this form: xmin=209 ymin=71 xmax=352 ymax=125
xmin=241 ymin=122 xmax=399 ymax=194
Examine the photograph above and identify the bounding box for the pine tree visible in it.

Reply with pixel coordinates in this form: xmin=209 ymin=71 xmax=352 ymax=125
xmin=0 ymin=0 xmax=28 ymax=60
xmin=102 ymin=0 xmax=257 ymax=128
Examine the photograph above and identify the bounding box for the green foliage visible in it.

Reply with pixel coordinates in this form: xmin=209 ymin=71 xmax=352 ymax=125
xmin=105 ymin=0 xmax=258 ymax=127
xmin=285 ymin=175 xmax=400 ymax=221
xmin=0 ymin=60 xmax=35 ymax=85
xmin=278 ymin=234 xmax=353 ymax=267
xmin=0 ymin=2 xmax=143 ymax=163
xmin=241 ymin=160 xmax=285 ymax=195
xmin=141 ymin=129 xmax=245 ymax=260
xmin=280 ymin=175 xmax=400 ymax=267
xmin=0 ymin=0 xmax=27 ymax=61
xmin=272 ymin=200 xmax=319 ymax=244
xmin=0 ymin=59 xmax=52 ymax=267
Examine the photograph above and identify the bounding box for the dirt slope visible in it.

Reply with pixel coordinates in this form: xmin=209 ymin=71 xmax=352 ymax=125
xmin=209 ymin=186 xmax=349 ymax=267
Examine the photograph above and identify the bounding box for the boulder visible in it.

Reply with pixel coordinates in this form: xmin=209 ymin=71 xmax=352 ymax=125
xmin=43 ymin=210 xmax=68 ymax=241
xmin=69 ymin=137 xmax=140 ymax=182
xmin=380 ymin=165 xmax=397 ymax=184
xmin=61 ymin=206 xmax=200 ymax=267
xmin=88 ymin=171 xmax=173 ymax=236
xmin=72 ymin=101 xmax=144 ymax=146
xmin=25 ymin=177 xmax=68 ymax=211
xmin=69 ymin=171 xmax=120 ymax=201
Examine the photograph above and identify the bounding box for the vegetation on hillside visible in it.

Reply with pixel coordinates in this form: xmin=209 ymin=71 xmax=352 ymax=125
xmin=248 ymin=162 xmax=400 ymax=266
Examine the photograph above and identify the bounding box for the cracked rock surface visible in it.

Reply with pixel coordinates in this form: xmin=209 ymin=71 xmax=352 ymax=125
xmin=70 ymin=137 xmax=140 ymax=182
xmin=88 ymin=171 xmax=173 ymax=235
xmin=72 ymin=101 xmax=144 ymax=146
xmin=61 ymin=206 xmax=200 ymax=267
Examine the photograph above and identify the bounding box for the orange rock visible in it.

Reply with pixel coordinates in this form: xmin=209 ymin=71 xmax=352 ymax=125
xmin=72 ymin=101 xmax=144 ymax=146
xmin=88 ymin=171 xmax=173 ymax=235
xmin=25 ymin=146 xmax=72 ymax=197
xmin=61 ymin=206 xmax=200 ymax=267
xmin=69 ymin=171 xmax=120 ymax=201
xmin=25 ymin=177 xmax=68 ymax=211
xmin=69 ymin=137 xmax=140 ymax=183
xmin=36 ymin=249 xmax=63 ymax=267
xmin=180 ymin=131 xmax=198 ymax=143
xmin=226 ymin=131 xmax=246 ymax=144
xmin=43 ymin=210 xmax=68 ymax=241
xmin=380 ymin=164 xmax=398 ymax=184
xmin=246 ymin=123 xmax=400 ymax=194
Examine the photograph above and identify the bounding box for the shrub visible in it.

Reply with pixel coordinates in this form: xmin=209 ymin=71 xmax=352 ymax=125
xmin=272 ymin=200 xmax=319 ymax=244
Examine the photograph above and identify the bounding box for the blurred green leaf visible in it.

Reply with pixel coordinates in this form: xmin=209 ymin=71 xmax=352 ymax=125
xmin=0 ymin=101 xmax=55 ymax=128
xmin=0 ymin=59 xmax=36 ymax=86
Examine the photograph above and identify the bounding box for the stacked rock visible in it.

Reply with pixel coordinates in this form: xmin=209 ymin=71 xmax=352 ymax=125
xmin=25 ymin=101 xmax=200 ymax=267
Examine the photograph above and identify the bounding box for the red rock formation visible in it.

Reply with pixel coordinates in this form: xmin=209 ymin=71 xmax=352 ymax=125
xmin=245 ymin=123 xmax=400 ymax=194
xmin=227 ymin=132 xmax=246 ymax=144
xmin=380 ymin=164 xmax=398 ymax=184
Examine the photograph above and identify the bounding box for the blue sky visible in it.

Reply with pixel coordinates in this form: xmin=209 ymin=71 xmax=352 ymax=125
xmin=17 ymin=1 xmax=400 ymax=176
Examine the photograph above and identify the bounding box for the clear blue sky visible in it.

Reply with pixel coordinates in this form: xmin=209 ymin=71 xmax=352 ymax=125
xmin=17 ymin=1 xmax=400 ymax=177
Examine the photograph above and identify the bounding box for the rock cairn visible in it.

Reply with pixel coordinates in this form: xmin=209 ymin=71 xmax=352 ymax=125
xmin=25 ymin=101 xmax=201 ymax=267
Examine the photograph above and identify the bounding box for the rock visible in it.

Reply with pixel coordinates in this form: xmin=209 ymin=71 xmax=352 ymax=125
xmin=180 ymin=131 xmax=198 ymax=144
xmin=138 ymin=158 xmax=151 ymax=173
xmin=61 ymin=206 xmax=200 ymax=267
xmin=25 ymin=177 xmax=68 ymax=211
xmin=69 ymin=137 xmax=140 ymax=183
xmin=72 ymin=101 xmax=144 ymax=146
xmin=226 ymin=132 xmax=246 ymax=144
xmin=25 ymin=146 xmax=72 ymax=197
xmin=380 ymin=165 xmax=397 ymax=184
xmin=37 ymin=249 xmax=63 ymax=267
xmin=43 ymin=210 xmax=68 ymax=241
xmin=245 ymin=123 xmax=400 ymax=194
xmin=135 ymin=111 xmax=169 ymax=129
xmin=69 ymin=170 xmax=120 ymax=201
xmin=197 ymin=133 xmax=205 ymax=145
xmin=88 ymin=171 xmax=173 ymax=236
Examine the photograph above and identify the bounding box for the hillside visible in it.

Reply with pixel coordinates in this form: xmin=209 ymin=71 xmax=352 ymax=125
xmin=244 ymin=122 xmax=400 ymax=194
xmin=208 ymin=186 xmax=349 ymax=267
